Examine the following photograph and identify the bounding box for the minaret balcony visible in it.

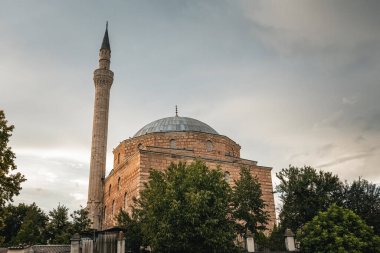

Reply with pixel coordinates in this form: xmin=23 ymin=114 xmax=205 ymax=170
xmin=94 ymin=68 xmax=114 ymax=77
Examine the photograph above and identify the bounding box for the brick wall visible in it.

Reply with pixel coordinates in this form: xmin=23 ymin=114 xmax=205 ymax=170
xmin=103 ymin=131 xmax=276 ymax=230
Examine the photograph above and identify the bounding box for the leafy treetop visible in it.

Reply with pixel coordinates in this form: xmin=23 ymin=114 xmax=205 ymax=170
xmin=231 ymin=167 xmax=269 ymax=237
xmin=343 ymin=178 xmax=380 ymax=235
xmin=46 ymin=204 xmax=71 ymax=244
xmin=134 ymin=161 xmax=238 ymax=253
xmin=0 ymin=110 xmax=26 ymax=208
xmin=297 ymin=204 xmax=380 ymax=253
xmin=276 ymin=165 xmax=342 ymax=232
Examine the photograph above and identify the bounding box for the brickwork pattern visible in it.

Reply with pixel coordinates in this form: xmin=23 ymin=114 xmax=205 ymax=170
xmin=102 ymin=132 xmax=276 ymax=230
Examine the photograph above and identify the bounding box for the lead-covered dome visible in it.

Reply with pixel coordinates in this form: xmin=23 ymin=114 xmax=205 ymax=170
xmin=134 ymin=116 xmax=218 ymax=137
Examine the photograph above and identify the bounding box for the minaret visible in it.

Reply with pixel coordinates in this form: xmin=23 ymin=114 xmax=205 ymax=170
xmin=87 ymin=23 xmax=114 ymax=230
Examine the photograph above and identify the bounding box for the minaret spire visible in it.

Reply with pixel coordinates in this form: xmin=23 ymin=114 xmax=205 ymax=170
xmin=87 ymin=23 xmax=114 ymax=230
xmin=101 ymin=21 xmax=111 ymax=51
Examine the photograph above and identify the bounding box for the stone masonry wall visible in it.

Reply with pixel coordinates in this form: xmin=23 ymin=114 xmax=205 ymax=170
xmin=112 ymin=131 xmax=241 ymax=165
xmin=103 ymin=153 xmax=140 ymax=228
xmin=103 ymin=131 xmax=276 ymax=230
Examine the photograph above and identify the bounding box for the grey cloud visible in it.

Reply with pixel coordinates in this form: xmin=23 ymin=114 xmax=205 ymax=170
xmin=316 ymin=143 xmax=336 ymax=157
xmin=242 ymin=0 xmax=380 ymax=48
xmin=342 ymin=97 xmax=358 ymax=105
xmin=364 ymin=111 xmax=380 ymax=132
xmin=355 ymin=135 xmax=366 ymax=143
xmin=14 ymin=154 xmax=89 ymax=212
xmin=16 ymin=186 xmax=86 ymax=213
xmin=316 ymin=147 xmax=379 ymax=169
xmin=240 ymin=0 xmax=380 ymax=82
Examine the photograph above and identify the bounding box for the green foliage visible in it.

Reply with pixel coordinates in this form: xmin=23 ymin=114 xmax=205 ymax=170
xmin=70 ymin=206 xmax=92 ymax=234
xmin=13 ymin=203 xmax=48 ymax=245
xmin=116 ymin=210 xmax=142 ymax=253
xmin=343 ymin=178 xmax=380 ymax=235
xmin=231 ymin=167 xmax=269 ymax=237
xmin=250 ymin=225 xmax=287 ymax=252
xmin=0 ymin=203 xmax=92 ymax=246
xmin=0 ymin=110 xmax=26 ymax=225
xmin=0 ymin=203 xmax=32 ymax=246
xmin=297 ymin=204 xmax=380 ymax=253
xmin=276 ymin=165 xmax=343 ymax=232
xmin=134 ymin=161 xmax=238 ymax=253
xmin=46 ymin=204 xmax=71 ymax=244
xmin=253 ymin=232 xmax=269 ymax=251
xmin=267 ymin=225 xmax=286 ymax=251
xmin=0 ymin=203 xmax=48 ymax=246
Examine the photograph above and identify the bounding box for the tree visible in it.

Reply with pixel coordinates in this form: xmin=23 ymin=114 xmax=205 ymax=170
xmin=276 ymin=165 xmax=343 ymax=232
xmin=297 ymin=204 xmax=380 ymax=253
xmin=0 ymin=203 xmax=30 ymax=246
xmin=70 ymin=206 xmax=92 ymax=234
xmin=46 ymin=204 xmax=71 ymax=244
xmin=0 ymin=203 xmax=48 ymax=246
xmin=343 ymin=178 xmax=380 ymax=235
xmin=117 ymin=210 xmax=142 ymax=253
xmin=231 ymin=167 xmax=269 ymax=238
xmin=13 ymin=203 xmax=48 ymax=245
xmin=0 ymin=110 xmax=26 ymax=227
xmin=134 ymin=161 xmax=238 ymax=253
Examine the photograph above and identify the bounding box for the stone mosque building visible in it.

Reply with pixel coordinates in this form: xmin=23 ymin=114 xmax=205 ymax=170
xmin=87 ymin=25 xmax=276 ymax=231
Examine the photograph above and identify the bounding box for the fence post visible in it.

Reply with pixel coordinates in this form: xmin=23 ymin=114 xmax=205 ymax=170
xmin=246 ymin=230 xmax=255 ymax=252
xmin=284 ymin=228 xmax=296 ymax=251
xmin=117 ymin=231 xmax=125 ymax=253
xmin=71 ymin=233 xmax=81 ymax=253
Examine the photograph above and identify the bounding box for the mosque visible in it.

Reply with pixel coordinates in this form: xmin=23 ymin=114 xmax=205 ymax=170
xmin=86 ymin=25 xmax=276 ymax=231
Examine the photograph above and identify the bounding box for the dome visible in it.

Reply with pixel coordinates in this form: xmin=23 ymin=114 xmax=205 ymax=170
xmin=134 ymin=116 xmax=219 ymax=137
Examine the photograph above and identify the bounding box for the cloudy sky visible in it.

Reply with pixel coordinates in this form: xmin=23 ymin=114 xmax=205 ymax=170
xmin=1 ymin=0 xmax=380 ymax=213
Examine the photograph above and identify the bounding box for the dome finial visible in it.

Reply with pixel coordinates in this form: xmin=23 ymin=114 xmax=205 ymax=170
xmin=175 ymin=105 xmax=178 ymax=117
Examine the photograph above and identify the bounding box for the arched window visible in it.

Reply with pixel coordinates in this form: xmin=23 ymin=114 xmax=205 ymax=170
xmin=112 ymin=200 xmax=115 ymax=216
xmin=124 ymin=192 xmax=128 ymax=210
xmin=108 ymin=184 xmax=111 ymax=196
xmin=224 ymin=171 xmax=231 ymax=184
xmin=117 ymin=153 xmax=120 ymax=164
xmin=117 ymin=177 xmax=121 ymax=191
xmin=170 ymin=139 xmax=176 ymax=148
xmin=206 ymin=140 xmax=213 ymax=152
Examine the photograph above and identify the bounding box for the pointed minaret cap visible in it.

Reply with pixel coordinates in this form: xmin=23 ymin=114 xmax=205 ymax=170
xmin=101 ymin=21 xmax=111 ymax=51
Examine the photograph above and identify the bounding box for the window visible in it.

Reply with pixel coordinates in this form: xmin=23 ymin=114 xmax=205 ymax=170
xmin=170 ymin=139 xmax=176 ymax=148
xmin=112 ymin=200 xmax=115 ymax=216
xmin=124 ymin=192 xmax=128 ymax=210
xmin=117 ymin=153 xmax=120 ymax=164
xmin=104 ymin=206 xmax=107 ymax=220
xmin=137 ymin=143 xmax=143 ymax=150
xmin=109 ymin=184 xmax=111 ymax=196
xmin=224 ymin=171 xmax=231 ymax=184
xmin=117 ymin=177 xmax=121 ymax=191
xmin=206 ymin=140 xmax=213 ymax=152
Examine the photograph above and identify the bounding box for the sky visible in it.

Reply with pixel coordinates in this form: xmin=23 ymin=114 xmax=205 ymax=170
xmin=1 ymin=0 xmax=380 ymax=214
